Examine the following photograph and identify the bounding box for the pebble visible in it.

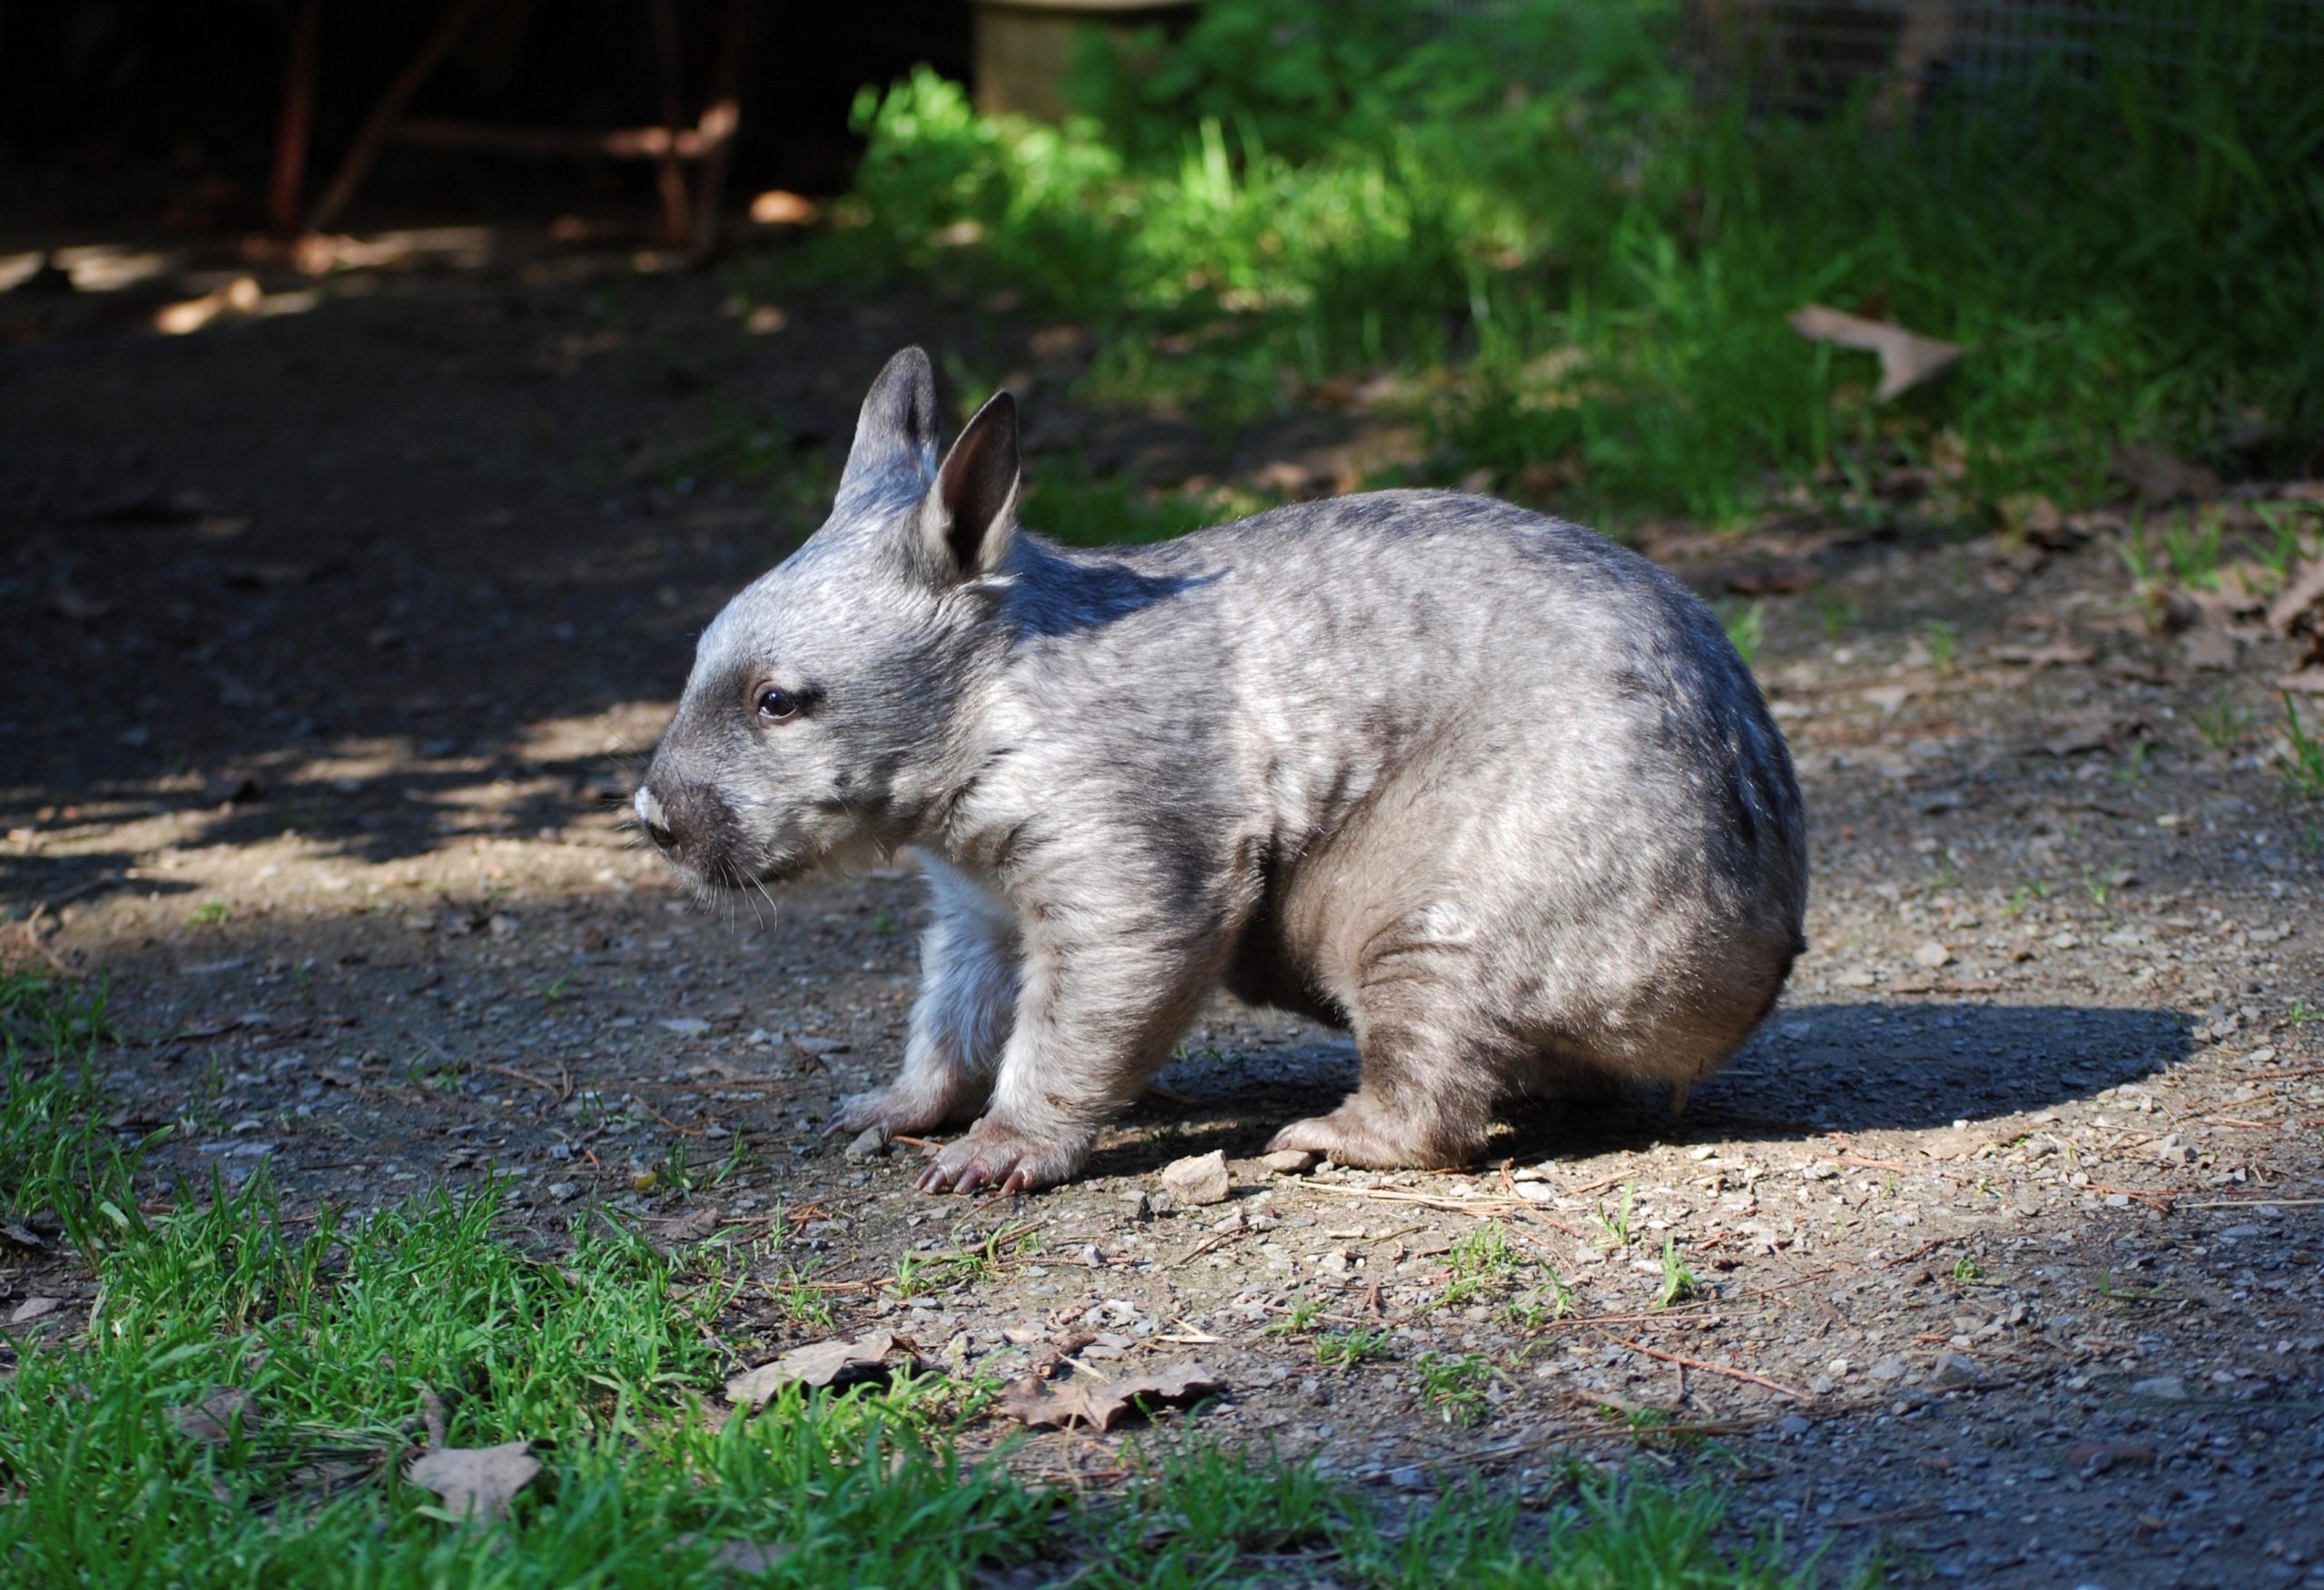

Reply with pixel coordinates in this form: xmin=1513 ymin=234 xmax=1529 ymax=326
xmin=2131 ymin=1375 xmax=2190 ymax=1401
xmin=1261 ymin=1149 xmax=1317 ymax=1175
xmin=1913 ymin=940 xmax=1952 ymax=969
xmin=1161 ymin=1150 xmax=1231 ymax=1206
xmin=660 ymin=1018 xmax=711 ymax=1037
xmin=843 ymin=1128 xmax=890 ymax=1161
xmin=1931 ymin=1351 xmax=1981 ymax=1388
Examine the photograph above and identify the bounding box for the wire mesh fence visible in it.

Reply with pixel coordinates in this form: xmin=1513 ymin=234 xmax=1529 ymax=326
xmin=1678 ymin=0 xmax=2324 ymax=121
xmin=1420 ymin=1 xmax=2324 ymax=122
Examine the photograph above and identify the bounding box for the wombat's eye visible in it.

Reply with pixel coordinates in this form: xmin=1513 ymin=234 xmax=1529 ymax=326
xmin=755 ymin=687 xmax=800 ymax=723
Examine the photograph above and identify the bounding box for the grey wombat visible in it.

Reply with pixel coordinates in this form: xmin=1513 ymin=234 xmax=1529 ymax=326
xmin=637 ymin=348 xmax=1807 ymax=1193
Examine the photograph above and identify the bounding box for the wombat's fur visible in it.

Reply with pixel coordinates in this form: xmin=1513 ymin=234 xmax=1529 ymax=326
xmin=638 ymin=348 xmax=1807 ymax=1193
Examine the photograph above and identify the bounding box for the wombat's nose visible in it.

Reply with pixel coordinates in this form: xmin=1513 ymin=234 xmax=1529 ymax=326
xmin=633 ymin=785 xmax=675 ymax=851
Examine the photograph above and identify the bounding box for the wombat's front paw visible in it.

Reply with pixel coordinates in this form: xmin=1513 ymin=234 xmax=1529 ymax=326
xmin=1268 ymin=1096 xmax=1476 ymax=1170
xmin=823 ymin=1083 xmax=952 ymax=1147
xmin=914 ymin=1118 xmax=1088 ymax=1196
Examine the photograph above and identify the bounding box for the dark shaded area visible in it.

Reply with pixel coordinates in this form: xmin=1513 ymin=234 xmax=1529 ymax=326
xmin=0 ymin=0 xmax=970 ymax=232
xmin=1095 ymin=1001 xmax=2191 ymax=1182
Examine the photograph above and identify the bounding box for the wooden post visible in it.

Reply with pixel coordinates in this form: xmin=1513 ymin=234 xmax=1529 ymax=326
xmin=307 ymin=0 xmax=490 ymax=233
xmin=686 ymin=0 xmax=755 ymax=263
xmin=647 ymin=0 xmax=694 ymax=246
xmin=269 ymin=0 xmax=323 ymax=234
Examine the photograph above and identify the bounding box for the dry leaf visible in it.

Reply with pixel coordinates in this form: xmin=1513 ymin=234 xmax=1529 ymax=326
xmin=997 ymin=1361 xmax=1224 ymax=1432
xmin=2180 ymin=627 xmax=2240 ymax=671
xmin=1788 ymin=304 xmax=1961 ymax=401
xmin=170 ymin=1388 xmax=261 ymax=1445
xmin=2268 ymin=557 xmax=2324 ymax=636
xmin=649 ymin=1205 xmax=724 ymax=1247
xmin=724 ymin=1331 xmax=905 ymax=1409
xmin=2111 ymin=445 xmax=2219 ymax=507
xmin=407 ymin=1440 xmax=541 ymax=1522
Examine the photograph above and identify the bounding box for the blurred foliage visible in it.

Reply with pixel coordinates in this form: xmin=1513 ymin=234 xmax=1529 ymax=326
xmin=761 ymin=0 xmax=2324 ymax=528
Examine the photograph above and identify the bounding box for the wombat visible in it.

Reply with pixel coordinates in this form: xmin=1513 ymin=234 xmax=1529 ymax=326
xmin=636 ymin=348 xmax=1807 ymax=1193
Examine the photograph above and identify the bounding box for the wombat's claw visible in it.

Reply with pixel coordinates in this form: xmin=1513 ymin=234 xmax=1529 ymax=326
xmin=915 ymin=1121 xmax=1074 ymax=1195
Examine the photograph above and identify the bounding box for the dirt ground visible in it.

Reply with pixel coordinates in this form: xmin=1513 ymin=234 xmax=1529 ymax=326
xmin=5 ymin=223 xmax=2322 ymax=1587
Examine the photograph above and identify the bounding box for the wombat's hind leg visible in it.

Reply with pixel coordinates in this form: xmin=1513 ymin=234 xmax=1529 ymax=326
xmin=827 ymin=899 xmax=1016 ymax=1147
xmin=1267 ymin=1013 xmax=1499 ymax=1170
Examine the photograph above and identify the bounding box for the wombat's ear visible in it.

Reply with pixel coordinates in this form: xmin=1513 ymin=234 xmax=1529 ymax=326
xmin=836 ymin=346 xmax=940 ymax=507
xmin=919 ymin=390 xmax=1019 ymax=581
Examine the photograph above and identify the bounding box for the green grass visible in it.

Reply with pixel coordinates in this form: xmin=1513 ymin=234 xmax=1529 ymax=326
xmin=759 ymin=0 xmax=2323 ymax=530
xmin=2281 ymin=696 xmax=2324 ymax=801
xmin=1 ymin=972 xmax=1849 ymax=1584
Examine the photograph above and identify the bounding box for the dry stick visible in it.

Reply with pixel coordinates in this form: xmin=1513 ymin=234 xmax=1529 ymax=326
xmin=1296 ymin=1182 xmax=1530 ymax=1215
xmin=2248 ymin=1066 xmax=2324 ymax=1081
xmin=1614 ymin=1338 xmax=1812 ymax=1402
xmin=475 ymin=1061 xmax=562 ymax=1097
xmin=631 ymin=1095 xmax=703 ymax=1138
xmin=2181 ymin=1196 xmax=2324 ymax=1209
xmin=307 ymin=0 xmax=488 ymax=232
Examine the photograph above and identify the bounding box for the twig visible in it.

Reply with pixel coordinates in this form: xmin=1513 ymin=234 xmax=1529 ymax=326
xmin=1827 ymin=1504 xmax=1941 ymax=1530
xmin=475 ymin=1061 xmax=562 ymax=1097
xmin=1614 ymin=1339 xmax=1811 ymax=1401
xmin=2180 ymin=1196 xmax=2324 ymax=1209
xmin=1170 ymin=1230 xmax=1237 ymax=1267
xmin=1297 ymin=1182 xmax=1528 ymax=1215
xmin=2247 ymin=1066 xmax=2324 ymax=1081
xmin=630 ymin=1095 xmax=704 ymax=1138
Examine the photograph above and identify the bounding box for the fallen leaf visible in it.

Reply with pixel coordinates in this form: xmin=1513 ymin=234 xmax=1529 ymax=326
xmin=8 ymin=1295 xmax=63 ymax=1324
xmin=2180 ymin=626 xmax=2240 ymax=671
xmin=170 ymin=1388 xmax=261 ymax=1445
xmin=1723 ymin=562 xmax=1817 ymax=596
xmin=407 ymin=1440 xmax=540 ymax=1522
xmin=2267 ymin=556 xmax=2324 ymax=636
xmin=2112 ymin=445 xmax=2219 ymax=507
xmin=1787 ymin=304 xmax=1961 ymax=401
xmin=997 ymin=1361 xmax=1224 ymax=1432
xmin=724 ymin=1331 xmax=906 ymax=1409
xmin=649 ymin=1205 xmax=724 ymax=1247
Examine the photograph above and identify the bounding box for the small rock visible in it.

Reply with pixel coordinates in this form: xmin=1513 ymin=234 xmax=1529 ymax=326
xmin=1388 ymin=1466 xmax=1427 ymax=1491
xmin=2068 ymin=1440 xmax=2157 ymax=1473
xmin=660 ymin=1017 xmax=712 ymax=1038
xmin=1802 ymin=1161 xmax=1841 ymax=1181
xmin=844 ymin=1128 xmax=891 ymax=1162
xmin=1160 ymin=1150 xmax=1231 ymax=1206
xmin=1261 ymin=1149 xmax=1318 ymax=1176
xmin=2152 ymin=1133 xmax=2198 ymax=1165
xmin=1835 ymin=969 xmax=1876 ymax=988
xmin=1514 ymin=1181 xmax=1558 ymax=1203
xmin=9 ymin=1296 xmax=63 ymax=1325
xmin=2131 ymin=1375 xmax=2189 ymax=1401
xmin=1120 ymin=1189 xmax=1153 ymax=1220
xmin=1776 ymin=1415 xmax=1813 ymax=1437
xmin=1930 ymin=1352 xmax=1981 ymax=1388
xmin=1869 ymin=1357 xmax=1910 ymax=1383
xmin=1912 ymin=941 xmax=1952 ymax=969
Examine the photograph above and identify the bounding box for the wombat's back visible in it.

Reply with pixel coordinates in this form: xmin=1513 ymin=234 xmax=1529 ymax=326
xmin=1024 ymin=489 xmax=1807 ymax=1090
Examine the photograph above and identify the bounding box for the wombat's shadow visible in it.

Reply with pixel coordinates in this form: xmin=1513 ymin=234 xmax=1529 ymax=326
xmin=1110 ymin=1001 xmax=2191 ymax=1176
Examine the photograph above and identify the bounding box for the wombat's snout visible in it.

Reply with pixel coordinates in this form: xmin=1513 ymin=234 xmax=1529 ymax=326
xmin=632 ymin=785 xmax=676 ymax=852
xmin=632 ymin=777 xmax=736 ymax=880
